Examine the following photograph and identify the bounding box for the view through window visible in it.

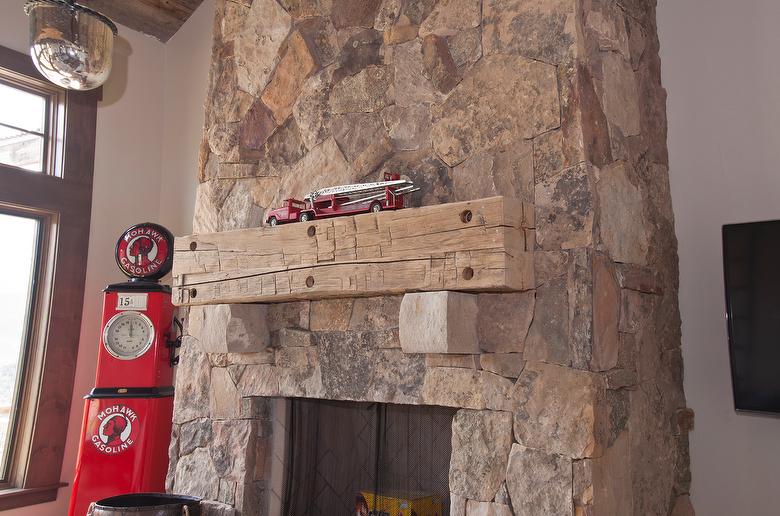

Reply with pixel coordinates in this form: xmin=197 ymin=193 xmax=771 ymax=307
xmin=0 ymin=212 xmax=39 ymax=480
xmin=0 ymin=82 xmax=48 ymax=173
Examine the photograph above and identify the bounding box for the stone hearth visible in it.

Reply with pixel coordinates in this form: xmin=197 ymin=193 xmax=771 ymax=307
xmin=167 ymin=0 xmax=694 ymax=515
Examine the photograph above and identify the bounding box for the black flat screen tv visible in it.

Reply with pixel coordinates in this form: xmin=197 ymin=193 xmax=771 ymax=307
xmin=723 ymin=220 xmax=780 ymax=414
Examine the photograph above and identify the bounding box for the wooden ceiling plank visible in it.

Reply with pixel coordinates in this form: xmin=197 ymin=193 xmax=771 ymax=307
xmin=139 ymin=0 xmax=197 ymax=20
xmin=79 ymin=0 xmax=205 ymax=42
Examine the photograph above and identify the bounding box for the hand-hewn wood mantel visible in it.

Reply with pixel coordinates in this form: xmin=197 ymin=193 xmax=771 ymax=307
xmin=172 ymin=196 xmax=535 ymax=306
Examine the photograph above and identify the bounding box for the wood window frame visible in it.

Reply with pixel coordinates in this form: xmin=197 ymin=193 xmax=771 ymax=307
xmin=0 ymin=67 xmax=66 ymax=176
xmin=0 ymin=45 xmax=98 ymax=511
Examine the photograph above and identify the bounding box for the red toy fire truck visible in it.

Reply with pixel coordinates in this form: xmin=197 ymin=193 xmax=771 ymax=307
xmin=265 ymin=173 xmax=419 ymax=226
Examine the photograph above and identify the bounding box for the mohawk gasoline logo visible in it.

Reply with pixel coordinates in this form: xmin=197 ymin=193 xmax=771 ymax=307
xmin=114 ymin=222 xmax=174 ymax=280
xmin=91 ymin=405 xmax=139 ymax=455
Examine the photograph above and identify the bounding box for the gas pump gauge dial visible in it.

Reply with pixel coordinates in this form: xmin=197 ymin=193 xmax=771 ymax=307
xmin=102 ymin=311 xmax=155 ymax=360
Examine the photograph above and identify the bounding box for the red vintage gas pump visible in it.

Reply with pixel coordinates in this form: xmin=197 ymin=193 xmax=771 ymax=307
xmin=68 ymin=223 xmax=180 ymax=516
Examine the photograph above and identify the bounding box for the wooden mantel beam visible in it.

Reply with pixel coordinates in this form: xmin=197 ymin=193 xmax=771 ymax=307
xmin=172 ymin=196 xmax=536 ymax=306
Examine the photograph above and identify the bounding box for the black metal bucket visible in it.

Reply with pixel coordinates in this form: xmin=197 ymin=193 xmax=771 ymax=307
xmin=87 ymin=493 xmax=201 ymax=516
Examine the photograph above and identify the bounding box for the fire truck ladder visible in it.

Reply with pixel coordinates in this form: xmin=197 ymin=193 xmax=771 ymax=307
xmin=305 ymin=179 xmax=414 ymax=202
xmin=340 ymin=185 xmax=421 ymax=207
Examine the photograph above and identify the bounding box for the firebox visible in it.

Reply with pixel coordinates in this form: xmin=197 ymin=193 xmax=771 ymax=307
xmin=278 ymin=399 xmax=455 ymax=516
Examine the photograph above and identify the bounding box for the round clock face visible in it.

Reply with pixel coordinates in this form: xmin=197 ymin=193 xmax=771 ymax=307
xmin=115 ymin=222 xmax=174 ymax=280
xmin=103 ymin=312 xmax=155 ymax=360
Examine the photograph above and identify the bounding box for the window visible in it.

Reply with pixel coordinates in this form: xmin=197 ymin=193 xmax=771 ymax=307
xmin=0 ymin=45 xmax=98 ymax=510
xmin=0 ymin=65 xmax=64 ymax=176
xmin=0 ymin=212 xmax=40 ymax=480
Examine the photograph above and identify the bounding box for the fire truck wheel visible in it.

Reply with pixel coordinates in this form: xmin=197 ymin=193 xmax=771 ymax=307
xmin=299 ymin=212 xmax=311 ymax=222
xmin=269 ymin=217 xmax=278 ymax=227
xmin=370 ymin=202 xmax=382 ymax=213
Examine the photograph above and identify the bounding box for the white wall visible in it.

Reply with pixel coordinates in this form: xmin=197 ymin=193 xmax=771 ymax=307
xmin=0 ymin=0 xmax=212 ymax=514
xmin=658 ymin=1 xmax=780 ymax=514
xmin=161 ymin=2 xmax=214 ymax=237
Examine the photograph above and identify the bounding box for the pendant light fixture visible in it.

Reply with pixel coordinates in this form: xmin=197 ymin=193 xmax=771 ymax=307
xmin=24 ymin=0 xmax=118 ymax=91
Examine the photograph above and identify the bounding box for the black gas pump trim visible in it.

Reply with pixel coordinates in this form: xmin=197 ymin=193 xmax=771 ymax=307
xmin=104 ymin=281 xmax=172 ymax=294
xmin=85 ymin=386 xmax=174 ymax=399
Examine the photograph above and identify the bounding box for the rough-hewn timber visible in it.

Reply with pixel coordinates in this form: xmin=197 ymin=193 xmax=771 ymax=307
xmin=172 ymin=196 xmax=534 ymax=306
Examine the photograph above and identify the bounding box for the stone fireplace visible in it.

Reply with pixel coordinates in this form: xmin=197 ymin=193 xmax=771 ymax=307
xmin=167 ymin=0 xmax=694 ymax=515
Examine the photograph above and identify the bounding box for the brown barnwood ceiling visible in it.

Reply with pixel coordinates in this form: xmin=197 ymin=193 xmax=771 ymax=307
xmin=79 ymin=0 xmax=206 ymax=42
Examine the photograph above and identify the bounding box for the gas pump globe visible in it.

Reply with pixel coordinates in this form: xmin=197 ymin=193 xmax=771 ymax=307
xmin=69 ymin=223 xmax=180 ymax=516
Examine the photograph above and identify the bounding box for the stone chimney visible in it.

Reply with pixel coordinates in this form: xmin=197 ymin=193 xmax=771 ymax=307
xmin=168 ymin=0 xmax=693 ymax=515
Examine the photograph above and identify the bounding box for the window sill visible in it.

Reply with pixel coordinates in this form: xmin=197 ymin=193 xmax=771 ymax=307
xmin=0 ymin=483 xmax=66 ymax=511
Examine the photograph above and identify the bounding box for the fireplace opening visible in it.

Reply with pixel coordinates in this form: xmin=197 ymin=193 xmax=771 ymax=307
xmin=279 ymin=399 xmax=455 ymax=516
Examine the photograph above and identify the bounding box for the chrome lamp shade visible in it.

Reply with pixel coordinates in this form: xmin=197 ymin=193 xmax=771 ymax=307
xmin=25 ymin=0 xmax=118 ymax=91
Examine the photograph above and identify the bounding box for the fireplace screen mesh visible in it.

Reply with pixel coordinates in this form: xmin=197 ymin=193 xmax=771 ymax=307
xmin=281 ymin=399 xmax=455 ymax=516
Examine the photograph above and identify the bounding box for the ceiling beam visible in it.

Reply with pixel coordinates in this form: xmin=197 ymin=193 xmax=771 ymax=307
xmin=79 ymin=0 xmax=206 ymax=42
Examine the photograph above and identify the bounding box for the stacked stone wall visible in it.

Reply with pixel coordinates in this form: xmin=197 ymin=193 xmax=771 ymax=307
xmin=169 ymin=0 xmax=694 ymax=515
